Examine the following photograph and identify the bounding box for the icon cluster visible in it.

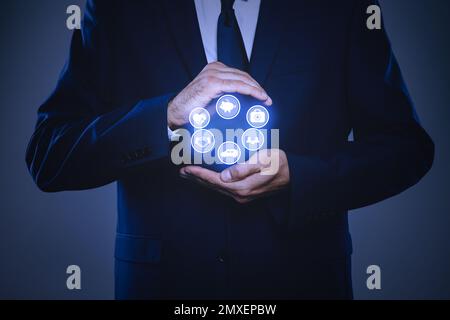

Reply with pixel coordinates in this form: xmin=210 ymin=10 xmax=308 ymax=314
xmin=189 ymin=94 xmax=270 ymax=165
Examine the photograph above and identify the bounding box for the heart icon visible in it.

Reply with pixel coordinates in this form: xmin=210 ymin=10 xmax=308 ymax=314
xmin=193 ymin=113 xmax=207 ymax=125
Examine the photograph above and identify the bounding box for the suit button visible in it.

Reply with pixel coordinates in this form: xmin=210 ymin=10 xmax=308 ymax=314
xmin=135 ymin=149 xmax=143 ymax=158
xmin=218 ymin=250 xmax=227 ymax=263
xmin=128 ymin=152 xmax=136 ymax=161
xmin=121 ymin=154 xmax=132 ymax=164
xmin=143 ymin=147 xmax=151 ymax=156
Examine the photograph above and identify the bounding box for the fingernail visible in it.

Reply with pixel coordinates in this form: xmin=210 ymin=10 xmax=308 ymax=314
xmin=221 ymin=170 xmax=232 ymax=182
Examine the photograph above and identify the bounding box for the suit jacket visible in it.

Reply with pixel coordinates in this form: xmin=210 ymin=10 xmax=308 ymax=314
xmin=26 ymin=0 xmax=434 ymax=299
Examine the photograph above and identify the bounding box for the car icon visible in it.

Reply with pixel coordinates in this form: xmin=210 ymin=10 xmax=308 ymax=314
xmin=220 ymin=148 xmax=239 ymax=159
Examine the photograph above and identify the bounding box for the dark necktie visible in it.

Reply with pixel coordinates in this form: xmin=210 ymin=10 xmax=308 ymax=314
xmin=217 ymin=0 xmax=250 ymax=71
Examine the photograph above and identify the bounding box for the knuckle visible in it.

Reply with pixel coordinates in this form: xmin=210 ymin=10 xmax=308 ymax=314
xmin=237 ymin=189 xmax=250 ymax=198
xmin=196 ymin=78 xmax=209 ymax=91
xmin=204 ymin=75 xmax=215 ymax=83
xmin=201 ymin=75 xmax=218 ymax=88
xmin=211 ymin=76 xmax=223 ymax=85
xmin=231 ymin=80 xmax=244 ymax=90
xmin=209 ymin=61 xmax=223 ymax=68
xmin=202 ymin=69 xmax=216 ymax=77
xmin=216 ymin=78 xmax=227 ymax=88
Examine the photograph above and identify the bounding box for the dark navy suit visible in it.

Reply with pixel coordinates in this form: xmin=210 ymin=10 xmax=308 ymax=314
xmin=26 ymin=0 xmax=434 ymax=299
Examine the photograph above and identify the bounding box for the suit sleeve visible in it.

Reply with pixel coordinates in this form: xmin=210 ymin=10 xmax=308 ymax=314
xmin=26 ymin=0 xmax=174 ymax=192
xmin=283 ymin=0 xmax=434 ymax=230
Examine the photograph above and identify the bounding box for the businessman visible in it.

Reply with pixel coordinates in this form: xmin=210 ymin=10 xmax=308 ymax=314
xmin=26 ymin=0 xmax=434 ymax=299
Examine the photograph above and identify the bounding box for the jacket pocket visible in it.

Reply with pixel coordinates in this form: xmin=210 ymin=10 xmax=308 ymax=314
xmin=115 ymin=233 xmax=162 ymax=264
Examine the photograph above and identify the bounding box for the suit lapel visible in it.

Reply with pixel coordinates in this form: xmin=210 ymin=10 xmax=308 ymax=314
xmin=249 ymin=0 xmax=287 ymax=86
xmin=163 ymin=0 xmax=208 ymax=80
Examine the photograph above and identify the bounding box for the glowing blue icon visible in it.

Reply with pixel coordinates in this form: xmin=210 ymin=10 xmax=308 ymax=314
xmin=216 ymin=95 xmax=241 ymax=119
xmin=217 ymin=142 xmax=241 ymax=165
xmin=191 ymin=129 xmax=215 ymax=154
xmin=189 ymin=107 xmax=210 ymax=129
xmin=246 ymin=105 xmax=269 ymax=128
xmin=242 ymin=128 xmax=265 ymax=151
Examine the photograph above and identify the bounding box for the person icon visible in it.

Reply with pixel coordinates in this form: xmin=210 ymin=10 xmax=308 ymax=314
xmin=242 ymin=128 xmax=265 ymax=151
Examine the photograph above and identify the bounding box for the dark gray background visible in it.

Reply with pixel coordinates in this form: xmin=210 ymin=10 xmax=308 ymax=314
xmin=0 ymin=0 xmax=449 ymax=300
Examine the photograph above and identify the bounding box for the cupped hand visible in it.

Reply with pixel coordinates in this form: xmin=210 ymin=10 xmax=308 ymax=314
xmin=180 ymin=149 xmax=290 ymax=204
xmin=168 ymin=61 xmax=272 ymax=129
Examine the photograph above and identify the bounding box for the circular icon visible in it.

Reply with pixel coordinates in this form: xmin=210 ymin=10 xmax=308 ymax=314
xmin=217 ymin=142 xmax=242 ymax=165
xmin=246 ymin=105 xmax=269 ymax=128
xmin=189 ymin=107 xmax=210 ymax=129
xmin=242 ymin=128 xmax=265 ymax=151
xmin=216 ymin=95 xmax=241 ymax=120
xmin=191 ymin=129 xmax=215 ymax=154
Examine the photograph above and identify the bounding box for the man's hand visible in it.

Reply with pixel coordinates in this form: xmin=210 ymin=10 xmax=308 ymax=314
xmin=167 ymin=61 xmax=272 ymax=129
xmin=180 ymin=149 xmax=290 ymax=204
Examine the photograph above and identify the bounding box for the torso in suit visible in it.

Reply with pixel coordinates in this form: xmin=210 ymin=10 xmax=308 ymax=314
xmin=26 ymin=0 xmax=434 ymax=299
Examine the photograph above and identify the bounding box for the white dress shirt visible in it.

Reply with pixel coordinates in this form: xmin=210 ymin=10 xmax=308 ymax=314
xmin=169 ymin=0 xmax=261 ymax=141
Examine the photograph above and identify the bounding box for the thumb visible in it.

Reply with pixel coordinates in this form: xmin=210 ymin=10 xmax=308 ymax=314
xmin=221 ymin=163 xmax=261 ymax=183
